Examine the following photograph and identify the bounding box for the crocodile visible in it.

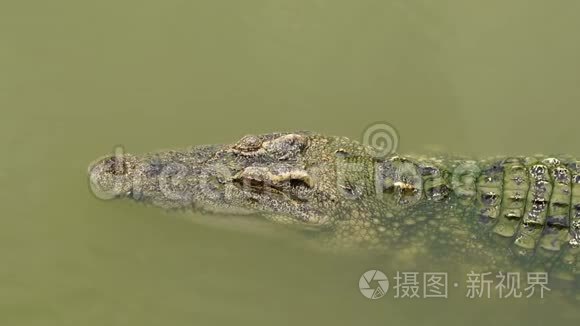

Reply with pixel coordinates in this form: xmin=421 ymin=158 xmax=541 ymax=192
xmin=88 ymin=131 xmax=580 ymax=285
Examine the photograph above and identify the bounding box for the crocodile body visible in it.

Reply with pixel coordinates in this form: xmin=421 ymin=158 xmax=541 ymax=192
xmin=88 ymin=132 xmax=580 ymax=283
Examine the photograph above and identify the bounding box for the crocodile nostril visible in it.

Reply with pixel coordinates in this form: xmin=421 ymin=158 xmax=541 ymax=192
xmin=101 ymin=157 xmax=125 ymax=175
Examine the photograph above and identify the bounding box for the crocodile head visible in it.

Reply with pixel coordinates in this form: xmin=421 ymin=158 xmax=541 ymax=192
xmin=88 ymin=132 xmax=377 ymax=227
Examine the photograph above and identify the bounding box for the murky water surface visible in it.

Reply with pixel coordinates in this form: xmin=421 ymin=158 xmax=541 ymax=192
xmin=2 ymin=1 xmax=580 ymax=325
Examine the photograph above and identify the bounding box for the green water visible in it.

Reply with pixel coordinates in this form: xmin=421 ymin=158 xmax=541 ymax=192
xmin=2 ymin=0 xmax=580 ymax=325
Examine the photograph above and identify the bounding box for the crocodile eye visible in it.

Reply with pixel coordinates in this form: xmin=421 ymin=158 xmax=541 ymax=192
xmin=233 ymin=135 xmax=263 ymax=152
xmin=262 ymin=134 xmax=307 ymax=160
xmin=229 ymin=133 xmax=307 ymax=160
xmin=289 ymin=178 xmax=310 ymax=189
xmin=233 ymin=165 xmax=313 ymax=201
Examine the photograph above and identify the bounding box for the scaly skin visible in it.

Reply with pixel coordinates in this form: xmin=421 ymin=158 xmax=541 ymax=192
xmin=88 ymin=132 xmax=580 ymax=283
